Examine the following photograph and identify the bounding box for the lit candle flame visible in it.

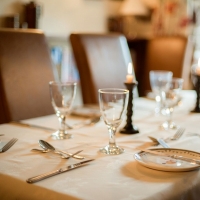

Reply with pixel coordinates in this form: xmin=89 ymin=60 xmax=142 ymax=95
xmin=128 ymin=63 xmax=132 ymax=75
xmin=198 ymin=58 xmax=200 ymax=66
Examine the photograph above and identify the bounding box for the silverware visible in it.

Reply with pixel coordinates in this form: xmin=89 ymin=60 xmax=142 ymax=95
xmin=10 ymin=117 xmax=100 ymax=132
xmin=26 ymin=159 xmax=94 ymax=183
xmin=10 ymin=121 xmax=56 ymax=132
xmin=66 ymin=117 xmax=100 ymax=130
xmin=31 ymin=148 xmax=83 ymax=159
xmin=138 ymin=149 xmax=200 ymax=165
xmin=148 ymin=136 xmax=170 ymax=148
xmin=39 ymin=140 xmax=85 ymax=160
xmin=157 ymin=138 xmax=170 ymax=148
xmin=32 ymin=148 xmax=49 ymax=153
xmin=169 ymin=127 xmax=185 ymax=141
xmin=0 ymin=138 xmax=18 ymax=153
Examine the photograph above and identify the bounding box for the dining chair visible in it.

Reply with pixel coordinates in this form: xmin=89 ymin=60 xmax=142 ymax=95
xmin=0 ymin=28 xmax=57 ymax=124
xmin=138 ymin=36 xmax=194 ymax=96
xmin=70 ymin=33 xmax=137 ymax=104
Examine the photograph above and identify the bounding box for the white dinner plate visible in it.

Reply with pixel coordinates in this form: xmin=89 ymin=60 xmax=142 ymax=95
xmin=134 ymin=148 xmax=200 ymax=172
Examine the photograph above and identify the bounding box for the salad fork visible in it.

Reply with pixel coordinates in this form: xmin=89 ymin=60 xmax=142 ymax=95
xmin=0 ymin=138 xmax=18 ymax=153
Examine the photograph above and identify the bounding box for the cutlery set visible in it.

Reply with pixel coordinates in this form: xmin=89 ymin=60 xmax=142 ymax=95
xmin=148 ymin=127 xmax=186 ymax=148
xmin=38 ymin=140 xmax=84 ymax=159
xmin=27 ymin=140 xmax=92 ymax=183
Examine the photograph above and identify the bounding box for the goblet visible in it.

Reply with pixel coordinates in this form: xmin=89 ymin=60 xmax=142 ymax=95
xmin=98 ymin=88 xmax=129 ymax=155
xmin=149 ymin=70 xmax=173 ymax=115
xmin=49 ymin=81 xmax=77 ymax=140
xmin=161 ymin=78 xmax=184 ymax=130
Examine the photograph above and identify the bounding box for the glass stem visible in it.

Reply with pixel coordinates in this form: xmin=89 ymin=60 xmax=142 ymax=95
xmin=166 ymin=107 xmax=173 ymax=125
xmin=108 ymin=126 xmax=117 ymax=147
xmin=58 ymin=115 xmax=66 ymax=134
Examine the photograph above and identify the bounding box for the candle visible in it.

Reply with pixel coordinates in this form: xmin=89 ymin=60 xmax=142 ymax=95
xmin=196 ymin=58 xmax=200 ymax=76
xmin=126 ymin=63 xmax=134 ymax=83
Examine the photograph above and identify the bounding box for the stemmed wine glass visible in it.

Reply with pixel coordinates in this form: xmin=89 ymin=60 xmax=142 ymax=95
xmin=161 ymin=78 xmax=184 ymax=130
xmin=98 ymin=88 xmax=129 ymax=155
xmin=149 ymin=70 xmax=173 ymax=115
xmin=49 ymin=81 xmax=77 ymax=140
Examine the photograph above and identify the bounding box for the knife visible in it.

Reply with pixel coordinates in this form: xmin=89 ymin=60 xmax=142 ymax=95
xmin=26 ymin=159 xmax=94 ymax=183
xmin=138 ymin=149 xmax=200 ymax=165
xmin=10 ymin=121 xmax=56 ymax=132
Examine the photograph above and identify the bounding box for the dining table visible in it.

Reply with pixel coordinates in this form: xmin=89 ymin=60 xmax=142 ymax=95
xmin=1 ymin=90 xmax=200 ymax=200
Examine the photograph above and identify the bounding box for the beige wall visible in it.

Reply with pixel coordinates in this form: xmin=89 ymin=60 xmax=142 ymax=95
xmin=0 ymin=0 xmax=122 ymax=37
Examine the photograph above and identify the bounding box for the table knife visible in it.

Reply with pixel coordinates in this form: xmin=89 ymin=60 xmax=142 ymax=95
xmin=138 ymin=149 xmax=200 ymax=165
xmin=10 ymin=121 xmax=56 ymax=132
xmin=26 ymin=159 xmax=94 ymax=183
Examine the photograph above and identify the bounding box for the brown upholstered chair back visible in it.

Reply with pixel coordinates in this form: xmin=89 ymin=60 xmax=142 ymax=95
xmin=0 ymin=29 xmax=56 ymax=124
xmin=70 ymin=33 xmax=136 ymax=104
xmin=140 ymin=36 xmax=194 ymax=96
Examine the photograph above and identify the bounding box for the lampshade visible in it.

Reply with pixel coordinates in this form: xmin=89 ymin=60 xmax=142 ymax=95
xmin=119 ymin=0 xmax=149 ymax=16
xmin=142 ymin=0 xmax=159 ymax=9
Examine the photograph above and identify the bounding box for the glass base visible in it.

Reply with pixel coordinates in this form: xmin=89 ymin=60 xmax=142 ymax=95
xmin=99 ymin=144 xmax=124 ymax=155
xmin=51 ymin=130 xmax=72 ymax=140
xmin=161 ymin=121 xmax=178 ymax=130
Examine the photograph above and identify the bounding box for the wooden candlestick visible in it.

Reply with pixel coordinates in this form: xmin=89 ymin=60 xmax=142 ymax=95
xmin=192 ymin=74 xmax=200 ymax=113
xmin=120 ymin=81 xmax=139 ymax=134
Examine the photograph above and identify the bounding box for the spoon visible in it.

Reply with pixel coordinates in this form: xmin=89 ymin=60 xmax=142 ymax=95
xmin=38 ymin=140 xmax=84 ymax=159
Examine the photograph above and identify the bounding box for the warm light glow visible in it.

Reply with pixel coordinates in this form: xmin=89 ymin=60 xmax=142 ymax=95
xmin=198 ymin=58 xmax=200 ymax=67
xmin=196 ymin=58 xmax=200 ymax=75
xmin=128 ymin=63 xmax=133 ymax=75
xmin=126 ymin=63 xmax=134 ymax=83
xmin=119 ymin=0 xmax=149 ymax=16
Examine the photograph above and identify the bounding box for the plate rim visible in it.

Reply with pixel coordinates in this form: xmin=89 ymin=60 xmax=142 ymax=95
xmin=134 ymin=148 xmax=200 ymax=172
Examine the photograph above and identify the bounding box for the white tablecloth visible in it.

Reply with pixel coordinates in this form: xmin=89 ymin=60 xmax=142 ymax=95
xmin=1 ymin=90 xmax=200 ymax=200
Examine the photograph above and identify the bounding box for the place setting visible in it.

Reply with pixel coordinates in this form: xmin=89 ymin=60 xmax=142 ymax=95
xmin=131 ymin=69 xmax=200 ymax=172
xmin=134 ymin=128 xmax=200 ymax=172
xmin=26 ymin=138 xmax=96 ymax=183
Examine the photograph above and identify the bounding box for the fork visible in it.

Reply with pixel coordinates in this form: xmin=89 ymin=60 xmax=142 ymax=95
xmin=167 ymin=127 xmax=185 ymax=141
xmin=0 ymin=138 xmax=18 ymax=153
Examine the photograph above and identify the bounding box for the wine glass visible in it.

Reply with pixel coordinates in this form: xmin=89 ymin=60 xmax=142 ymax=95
xmin=161 ymin=78 xmax=184 ymax=130
xmin=149 ymin=70 xmax=173 ymax=115
xmin=98 ymin=88 xmax=129 ymax=155
xmin=49 ymin=81 xmax=77 ymax=140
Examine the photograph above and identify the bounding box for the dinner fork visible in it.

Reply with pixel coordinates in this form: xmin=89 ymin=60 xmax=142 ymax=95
xmin=170 ymin=127 xmax=185 ymax=140
xmin=0 ymin=138 xmax=18 ymax=153
xmin=165 ymin=127 xmax=185 ymax=142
